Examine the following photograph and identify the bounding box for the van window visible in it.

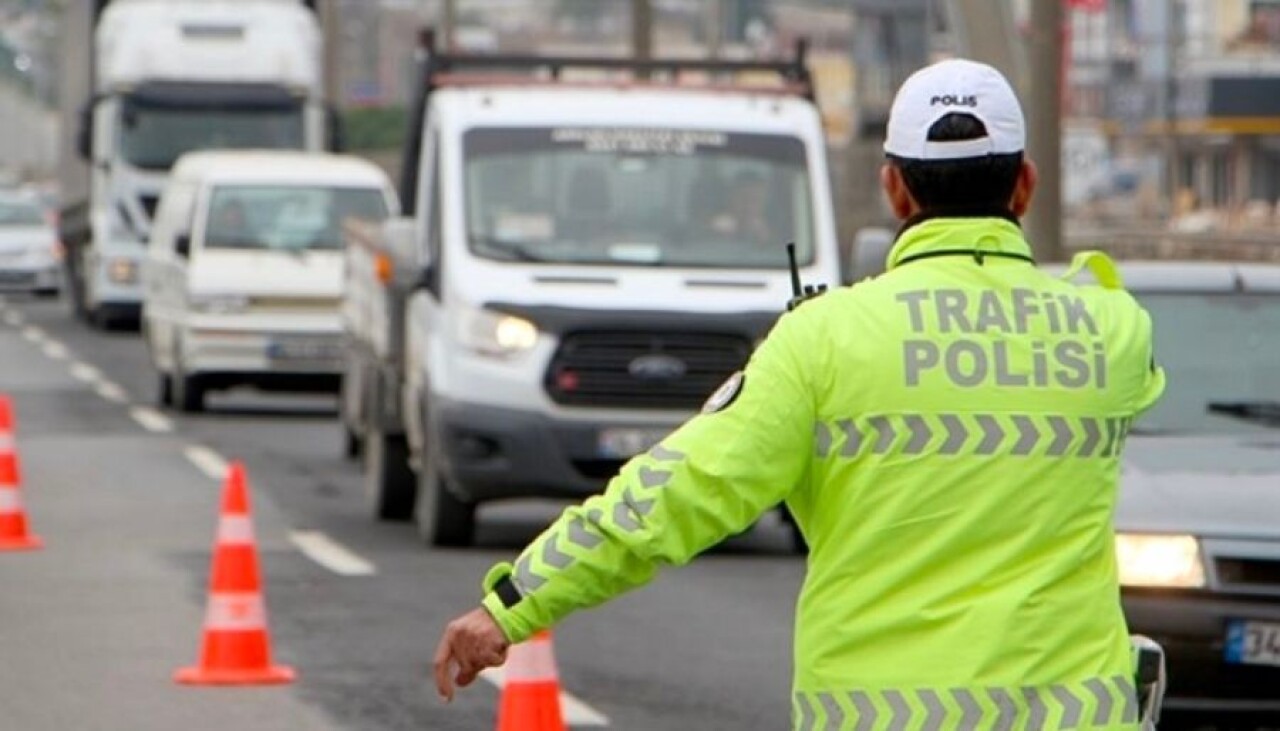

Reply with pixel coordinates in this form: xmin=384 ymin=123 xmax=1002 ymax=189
xmin=463 ymin=128 xmax=815 ymax=269
xmin=204 ymin=185 xmax=388 ymax=251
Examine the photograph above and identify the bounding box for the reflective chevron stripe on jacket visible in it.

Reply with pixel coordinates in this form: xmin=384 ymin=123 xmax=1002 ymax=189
xmin=793 ymin=677 xmax=1139 ymax=731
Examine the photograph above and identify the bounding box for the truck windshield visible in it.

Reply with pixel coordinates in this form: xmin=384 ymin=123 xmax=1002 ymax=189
xmin=204 ymin=185 xmax=387 ymax=252
xmin=463 ymin=127 xmax=815 ymax=268
xmin=119 ymin=106 xmax=304 ymax=170
xmin=1133 ymin=291 xmax=1280 ymax=435
xmin=0 ymin=200 xmax=46 ymax=227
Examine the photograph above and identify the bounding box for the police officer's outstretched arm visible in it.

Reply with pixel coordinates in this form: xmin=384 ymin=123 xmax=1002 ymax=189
xmin=434 ymin=313 xmax=817 ymax=699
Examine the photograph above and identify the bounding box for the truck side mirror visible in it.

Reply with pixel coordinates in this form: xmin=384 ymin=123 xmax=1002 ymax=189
xmin=76 ymin=106 xmax=93 ymax=161
xmin=175 ymin=233 xmax=191 ymax=258
xmin=326 ymin=105 xmax=346 ymax=153
xmin=845 ymin=227 xmax=894 ymax=284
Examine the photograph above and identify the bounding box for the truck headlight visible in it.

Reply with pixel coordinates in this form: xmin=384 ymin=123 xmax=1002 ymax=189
xmin=1115 ymin=533 xmax=1205 ymax=588
xmin=189 ymin=293 xmax=250 ymax=314
xmin=458 ymin=307 xmax=538 ymax=357
xmin=107 ymin=258 xmax=139 ymax=284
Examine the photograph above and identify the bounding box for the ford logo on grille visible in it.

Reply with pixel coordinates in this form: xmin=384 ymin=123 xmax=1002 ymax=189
xmin=628 ymin=354 xmax=687 ymax=381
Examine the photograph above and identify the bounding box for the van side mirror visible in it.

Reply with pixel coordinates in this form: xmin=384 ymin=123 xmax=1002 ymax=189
xmin=845 ymin=227 xmax=894 ymax=284
xmin=175 ymin=233 xmax=191 ymax=258
xmin=76 ymin=106 xmax=93 ymax=161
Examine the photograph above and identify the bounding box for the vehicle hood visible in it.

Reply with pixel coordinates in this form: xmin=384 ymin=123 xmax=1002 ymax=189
xmin=188 ymin=250 xmax=342 ymax=298
xmin=0 ymin=226 xmax=56 ymax=254
xmin=1116 ymin=434 xmax=1280 ymax=539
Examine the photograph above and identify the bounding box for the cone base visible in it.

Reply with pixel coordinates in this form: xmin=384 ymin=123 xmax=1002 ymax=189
xmin=174 ymin=664 xmax=296 ymax=686
xmin=0 ymin=534 xmax=43 ymax=551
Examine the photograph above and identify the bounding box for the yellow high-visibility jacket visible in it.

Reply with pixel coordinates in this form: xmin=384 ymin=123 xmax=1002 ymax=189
xmin=480 ymin=217 xmax=1166 ymax=730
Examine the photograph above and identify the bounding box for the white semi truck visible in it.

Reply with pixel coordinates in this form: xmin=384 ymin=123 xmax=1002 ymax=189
xmin=57 ymin=0 xmax=337 ymax=328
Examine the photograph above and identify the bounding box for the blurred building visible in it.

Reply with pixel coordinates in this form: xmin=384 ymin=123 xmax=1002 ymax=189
xmin=1074 ymin=0 xmax=1280 ymax=227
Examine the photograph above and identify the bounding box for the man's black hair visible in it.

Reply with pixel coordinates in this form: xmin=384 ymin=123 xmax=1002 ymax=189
xmin=887 ymin=113 xmax=1023 ymax=215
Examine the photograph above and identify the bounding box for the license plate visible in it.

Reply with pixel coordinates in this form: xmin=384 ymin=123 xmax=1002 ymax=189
xmin=597 ymin=427 xmax=670 ymax=459
xmin=267 ymin=339 xmax=341 ymax=361
xmin=1226 ymin=620 xmax=1280 ymax=666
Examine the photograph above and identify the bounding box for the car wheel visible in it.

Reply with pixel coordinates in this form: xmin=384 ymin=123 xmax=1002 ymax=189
xmin=171 ymin=356 xmax=205 ymax=413
xmin=362 ymin=426 xmax=416 ymax=521
xmin=415 ymin=445 xmax=476 ymax=548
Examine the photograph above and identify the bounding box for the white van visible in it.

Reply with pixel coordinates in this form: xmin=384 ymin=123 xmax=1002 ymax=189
xmin=144 ymin=150 xmax=396 ymax=412
xmin=344 ymin=44 xmax=842 ymax=546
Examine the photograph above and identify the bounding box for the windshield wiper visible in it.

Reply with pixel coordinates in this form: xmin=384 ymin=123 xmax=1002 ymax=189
xmin=1207 ymin=400 xmax=1280 ymax=426
xmin=470 ymin=234 xmax=548 ymax=263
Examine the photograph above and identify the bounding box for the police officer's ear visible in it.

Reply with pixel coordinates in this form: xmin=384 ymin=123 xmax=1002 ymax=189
xmin=1009 ymin=159 xmax=1039 ymax=218
xmin=880 ymin=163 xmax=918 ymax=220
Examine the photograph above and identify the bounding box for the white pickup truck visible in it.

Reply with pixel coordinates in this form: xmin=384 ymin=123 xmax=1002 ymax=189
xmin=342 ymin=41 xmax=842 ymax=547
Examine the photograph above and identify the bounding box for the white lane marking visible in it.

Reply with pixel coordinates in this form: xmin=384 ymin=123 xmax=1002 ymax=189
xmin=21 ymin=325 xmax=45 ymax=343
xmin=288 ymin=531 xmax=377 ymax=576
xmin=3 ymin=310 xmax=23 ymax=326
xmin=41 ymin=340 xmax=69 ymax=360
xmin=94 ymin=381 xmax=129 ymax=404
xmin=129 ymin=406 xmax=174 ymax=434
xmin=480 ymin=668 xmax=610 ymax=726
xmin=183 ymin=444 xmax=229 ymax=481
xmin=70 ymin=362 xmax=103 ymax=384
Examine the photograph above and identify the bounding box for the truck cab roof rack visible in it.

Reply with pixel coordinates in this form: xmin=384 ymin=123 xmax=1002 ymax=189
xmin=397 ymin=28 xmax=815 ymax=212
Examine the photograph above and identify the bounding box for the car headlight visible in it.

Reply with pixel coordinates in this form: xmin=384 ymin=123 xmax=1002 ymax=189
xmin=189 ymin=293 xmax=250 ymax=315
xmin=1115 ymin=533 xmax=1206 ymax=588
xmin=457 ymin=307 xmax=539 ymax=357
xmin=106 ymin=258 xmax=139 ymax=284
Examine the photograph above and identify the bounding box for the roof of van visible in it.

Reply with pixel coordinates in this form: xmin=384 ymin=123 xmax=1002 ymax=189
xmin=171 ymin=151 xmax=391 ymax=188
xmin=431 ymin=86 xmax=823 ymax=137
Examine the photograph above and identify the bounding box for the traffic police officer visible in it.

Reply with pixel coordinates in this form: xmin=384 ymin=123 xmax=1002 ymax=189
xmin=434 ymin=59 xmax=1166 ymax=730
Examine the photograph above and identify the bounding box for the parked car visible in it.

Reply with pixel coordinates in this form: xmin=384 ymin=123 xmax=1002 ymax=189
xmin=1099 ymin=261 xmax=1280 ymax=728
xmin=0 ymin=191 xmax=62 ymax=297
xmin=142 ymin=150 xmax=396 ymax=412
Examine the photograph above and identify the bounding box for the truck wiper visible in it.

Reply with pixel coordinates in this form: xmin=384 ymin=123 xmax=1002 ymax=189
xmin=470 ymin=234 xmax=548 ymax=262
xmin=1206 ymin=400 xmax=1280 ymax=426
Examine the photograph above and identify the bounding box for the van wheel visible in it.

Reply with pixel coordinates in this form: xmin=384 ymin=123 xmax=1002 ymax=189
xmin=363 ymin=427 xmax=416 ymax=521
xmin=174 ymin=372 xmax=205 ymax=413
xmin=343 ymin=425 xmax=362 ymax=459
xmin=415 ymin=458 xmax=476 ymax=548
xmin=158 ymin=372 xmax=173 ymax=407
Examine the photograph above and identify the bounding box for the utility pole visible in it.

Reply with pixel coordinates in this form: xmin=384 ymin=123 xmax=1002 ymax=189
xmin=319 ymin=0 xmax=341 ymax=110
xmin=706 ymin=0 xmax=722 ymax=59
xmin=1024 ymin=0 xmax=1065 ymax=262
xmin=441 ymin=0 xmax=456 ymax=51
xmin=632 ymin=0 xmax=653 ymax=61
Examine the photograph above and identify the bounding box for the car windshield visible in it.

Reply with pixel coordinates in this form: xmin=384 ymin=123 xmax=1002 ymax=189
xmin=1134 ymin=291 xmax=1280 ymax=434
xmin=0 ymin=200 xmax=45 ymax=227
xmin=463 ymin=127 xmax=815 ymax=269
xmin=204 ymin=185 xmax=388 ymax=252
xmin=119 ymin=104 xmax=305 ymax=170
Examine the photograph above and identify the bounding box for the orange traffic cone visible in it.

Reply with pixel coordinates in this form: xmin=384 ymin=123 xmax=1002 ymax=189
xmin=496 ymin=630 xmax=566 ymax=731
xmin=0 ymin=395 xmax=41 ymax=551
xmin=175 ymin=462 xmax=295 ymax=685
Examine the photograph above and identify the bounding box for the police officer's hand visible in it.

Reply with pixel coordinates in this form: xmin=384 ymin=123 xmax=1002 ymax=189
xmin=433 ymin=606 xmax=510 ymax=702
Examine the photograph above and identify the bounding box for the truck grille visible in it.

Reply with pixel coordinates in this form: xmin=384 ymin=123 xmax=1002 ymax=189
xmin=546 ymin=330 xmax=752 ymax=409
xmin=1215 ymin=557 xmax=1280 ymax=593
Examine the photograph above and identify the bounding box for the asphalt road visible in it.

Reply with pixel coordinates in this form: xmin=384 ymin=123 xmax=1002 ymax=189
xmin=0 ymin=295 xmax=802 ymax=731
